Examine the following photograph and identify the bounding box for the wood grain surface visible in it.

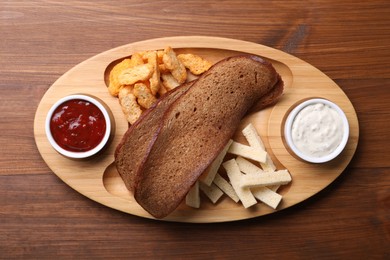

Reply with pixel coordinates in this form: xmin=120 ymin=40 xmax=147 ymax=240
xmin=1 ymin=0 xmax=389 ymax=258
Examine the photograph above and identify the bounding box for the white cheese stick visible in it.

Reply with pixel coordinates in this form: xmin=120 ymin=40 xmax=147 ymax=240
xmin=199 ymin=181 xmax=223 ymax=204
xmin=251 ymin=187 xmax=282 ymax=209
xmin=242 ymin=123 xmax=265 ymax=150
xmin=213 ymin=173 xmax=240 ymax=203
xmin=228 ymin=141 xmax=266 ymax=164
xmin=268 ymin=185 xmax=280 ymax=192
xmin=262 ymin=155 xmax=277 ymax=172
xmin=236 ymin=156 xmax=265 ymax=175
xmin=236 ymin=156 xmax=281 ymax=192
xmin=223 ymin=159 xmax=257 ymax=208
xmin=242 ymin=123 xmax=276 ymax=172
xmin=185 ymin=181 xmax=200 ymax=208
xmin=239 ymin=170 xmax=292 ymax=188
xmin=200 ymin=139 xmax=233 ymax=186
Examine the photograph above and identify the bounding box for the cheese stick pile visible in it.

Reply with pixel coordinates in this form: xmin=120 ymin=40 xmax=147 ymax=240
xmin=186 ymin=123 xmax=292 ymax=210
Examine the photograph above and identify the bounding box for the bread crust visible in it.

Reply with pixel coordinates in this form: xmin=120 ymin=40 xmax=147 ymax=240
xmin=133 ymin=55 xmax=282 ymax=218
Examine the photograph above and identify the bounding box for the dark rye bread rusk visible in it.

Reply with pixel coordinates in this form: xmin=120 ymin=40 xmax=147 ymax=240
xmin=134 ymin=55 xmax=282 ymax=218
xmin=115 ymin=81 xmax=193 ymax=192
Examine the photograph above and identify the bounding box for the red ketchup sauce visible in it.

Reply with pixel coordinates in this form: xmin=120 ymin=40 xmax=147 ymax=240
xmin=50 ymin=99 xmax=106 ymax=152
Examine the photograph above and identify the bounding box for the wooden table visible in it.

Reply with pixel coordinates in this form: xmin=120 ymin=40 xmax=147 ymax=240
xmin=1 ymin=0 xmax=389 ymax=258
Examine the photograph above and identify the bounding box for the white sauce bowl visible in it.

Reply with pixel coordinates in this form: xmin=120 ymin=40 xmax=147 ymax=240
xmin=45 ymin=94 xmax=113 ymax=159
xmin=284 ymin=98 xmax=349 ymax=163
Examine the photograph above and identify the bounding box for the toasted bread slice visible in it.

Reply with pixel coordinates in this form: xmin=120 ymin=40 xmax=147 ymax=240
xmin=134 ymin=55 xmax=282 ymax=218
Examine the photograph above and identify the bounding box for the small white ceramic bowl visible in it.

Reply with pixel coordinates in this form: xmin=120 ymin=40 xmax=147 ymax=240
xmin=45 ymin=94 xmax=113 ymax=159
xmin=284 ymin=98 xmax=349 ymax=163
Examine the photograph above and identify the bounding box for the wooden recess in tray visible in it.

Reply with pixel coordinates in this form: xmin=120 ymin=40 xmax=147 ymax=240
xmin=34 ymin=36 xmax=359 ymax=223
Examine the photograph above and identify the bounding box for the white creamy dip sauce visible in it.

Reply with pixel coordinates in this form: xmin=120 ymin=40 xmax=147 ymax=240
xmin=291 ymin=102 xmax=344 ymax=158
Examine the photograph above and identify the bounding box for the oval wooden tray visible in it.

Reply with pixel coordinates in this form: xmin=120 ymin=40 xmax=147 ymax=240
xmin=34 ymin=36 xmax=359 ymax=223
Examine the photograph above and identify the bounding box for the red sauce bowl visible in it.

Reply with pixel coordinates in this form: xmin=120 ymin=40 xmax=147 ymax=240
xmin=45 ymin=94 xmax=113 ymax=159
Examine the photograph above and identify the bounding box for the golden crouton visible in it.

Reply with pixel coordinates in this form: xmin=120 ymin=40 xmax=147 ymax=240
xmin=108 ymin=54 xmax=145 ymax=97
xmin=158 ymin=84 xmax=168 ymax=96
xmin=144 ymin=51 xmax=161 ymax=96
xmin=118 ymin=86 xmax=142 ymax=124
xmin=130 ymin=52 xmax=145 ymax=66
xmin=178 ymin=53 xmax=212 ymax=75
xmin=161 ymin=73 xmax=180 ymax=91
xmin=118 ymin=63 xmax=153 ymax=86
xmin=157 ymin=50 xmax=164 ymax=63
xmin=108 ymin=58 xmax=133 ymax=97
xmin=158 ymin=63 xmax=170 ymax=73
xmin=133 ymin=82 xmax=157 ymax=109
xmin=162 ymin=46 xmax=187 ymax=84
